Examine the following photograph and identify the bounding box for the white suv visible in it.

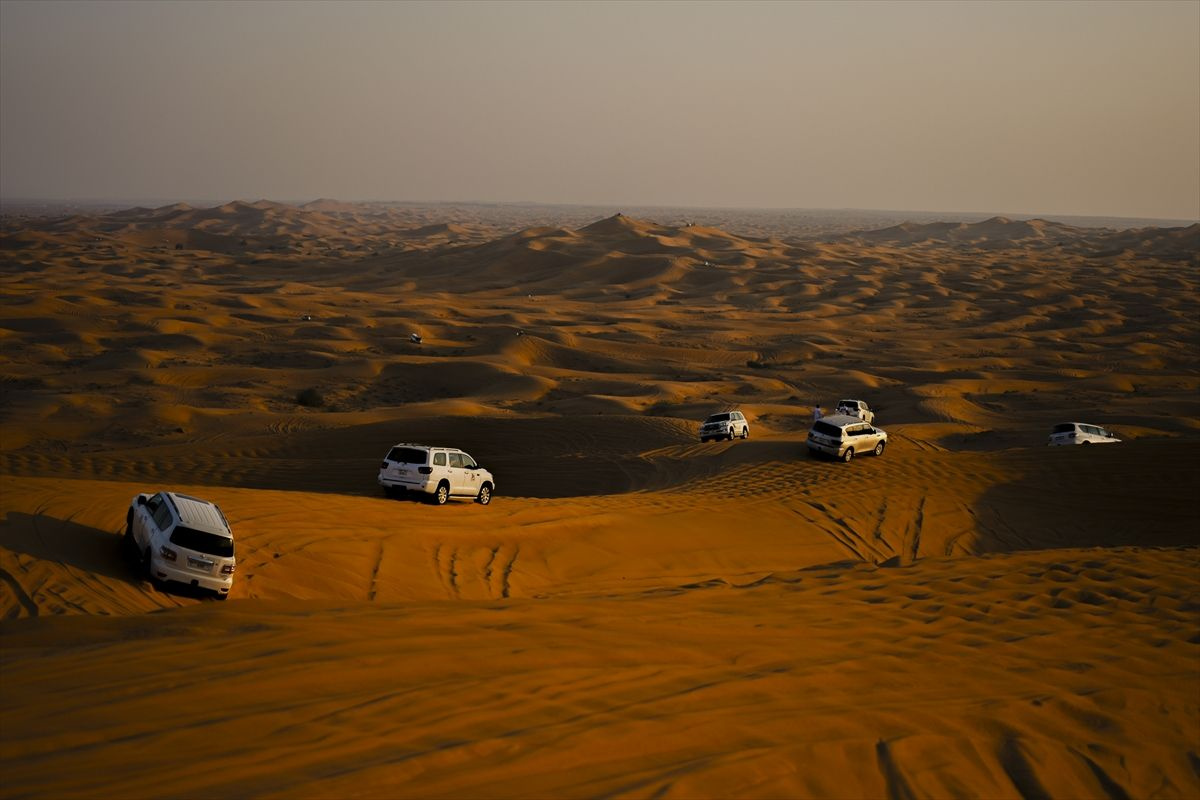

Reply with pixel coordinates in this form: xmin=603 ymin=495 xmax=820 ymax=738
xmin=124 ymin=491 xmax=236 ymax=598
xmin=1048 ymin=422 xmax=1121 ymax=446
xmin=835 ymin=399 xmax=875 ymax=424
xmin=699 ymin=411 xmax=750 ymax=442
xmin=378 ymin=444 xmax=495 ymax=505
xmin=807 ymin=414 xmax=888 ymax=462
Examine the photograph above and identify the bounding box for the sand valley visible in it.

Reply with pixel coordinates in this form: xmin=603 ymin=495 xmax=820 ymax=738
xmin=2 ymin=201 xmax=1198 ymax=798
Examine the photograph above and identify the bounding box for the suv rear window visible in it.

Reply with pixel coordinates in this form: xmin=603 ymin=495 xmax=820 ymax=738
xmin=170 ymin=526 xmax=234 ymax=557
xmin=812 ymin=421 xmax=843 ymax=437
xmin=386 ymin=447 xmax=428 ymax=465
xmin=1052 ymin=424 xmax=1077 ymax=434
xmin=706 ymin=414 xmax=731 ymax=423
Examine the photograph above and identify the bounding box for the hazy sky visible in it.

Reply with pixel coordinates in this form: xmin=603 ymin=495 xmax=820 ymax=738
xmin=2 ymin=0 xmax=1197 ymax=219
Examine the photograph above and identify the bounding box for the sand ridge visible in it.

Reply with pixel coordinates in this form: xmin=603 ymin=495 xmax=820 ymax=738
xmin=2 ymin=201 xmax=1198 ymax=798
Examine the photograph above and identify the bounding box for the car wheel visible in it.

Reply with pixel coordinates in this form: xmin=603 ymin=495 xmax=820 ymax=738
xmin=215 ymin=592 xmax=228 ymax=602
xmin=841 ymin=448 xmax=855 ymax=463
xmin=741 ymin=427 xmax=749 ymax=439
xmin=873 ymin=440 xmax=886 ymax=456
xmin=142 ymin=547 xmax=154 ymax=582
xmin=1082 ymin=441 xmax=1092 ymax=446
xmin=433 ymin=482 xmax=450 ymax=505
xmin=700 ymin=437 xmax=708 ymax=443
xmin=477 ymin=484 xmax=492 ymax=505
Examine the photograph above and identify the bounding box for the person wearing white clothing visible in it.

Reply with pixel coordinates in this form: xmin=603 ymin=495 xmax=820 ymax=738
xmin=813 ymin=403 xmax=823 ymax=422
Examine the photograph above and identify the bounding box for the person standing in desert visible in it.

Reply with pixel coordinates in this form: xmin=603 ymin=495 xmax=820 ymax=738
xmin=813 ymin=403 xmax=823 ymax=422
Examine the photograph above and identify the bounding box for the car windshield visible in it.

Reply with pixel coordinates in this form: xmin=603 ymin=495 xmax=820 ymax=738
xmin=386 ymin=447 xmax=427 ymax=464
xmin=1052 ymin=424 xmax=1077 ymax=434
xmin=812 ymin=421 xmax=843 ymax=437
xmin=838 ymin=400 xmax=857 ymax=408
xmin=170 ymin=526 xmax=234 ymax=557
xmin=705 ymin=414 xmax=731 ymax=423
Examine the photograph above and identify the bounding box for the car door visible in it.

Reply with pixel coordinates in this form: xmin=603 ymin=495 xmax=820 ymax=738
xmin=851 ymin=425 xmax=871 ymax=451
xmin=137 ymin=493 xmax=165 ymax=549
xmin=460 ymin=452 xmax=480 ymax=496
xmin=447 ymin=452 xmax=466 ymax=496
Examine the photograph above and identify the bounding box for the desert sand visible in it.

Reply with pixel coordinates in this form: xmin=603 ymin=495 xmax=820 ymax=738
xmin=1 ymin=201 xmax=1198 ymax=799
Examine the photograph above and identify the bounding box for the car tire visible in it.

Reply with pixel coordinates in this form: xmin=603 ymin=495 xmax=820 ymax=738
xmin=142 ymin=547 xmax=154 ymax=582
xmin=873 ymin=441 xmax=886 ymax=457
xmin=433 ymin=482 xmax=450 ymax=505
xmin=215 ymin=592 xmax=228 ymax=602
xmin=477 ymin=484 xmax=492 ymax=505
xmin=741 ymin=427 xmax=749 ymax=439
xmin=383 ymin=485 xmax=396 ymax=499
xmin=841 ymin=448 xmax=855 ymax=463
xmin=700 ymin=437 xmax=708 ymax=443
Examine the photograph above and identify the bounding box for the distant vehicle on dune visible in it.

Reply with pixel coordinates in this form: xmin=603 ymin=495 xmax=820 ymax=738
xmin=699 ymin=411 xmax=750 ymax=442
xmin=1048 ymin=422 xmax=1121 ymax=446
xmin=836 ymin=399 xmax=875 ymax=424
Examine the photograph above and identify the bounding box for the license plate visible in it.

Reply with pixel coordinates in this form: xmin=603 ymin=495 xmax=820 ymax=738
xmin=188 ymin=557 xmax=213 ymax=571
xmin=396 ymin=468 xmax=409 ymax=476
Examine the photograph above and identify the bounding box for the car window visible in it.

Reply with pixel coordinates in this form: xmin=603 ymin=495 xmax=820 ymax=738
xmin=705 ymin=413 xmax=731 ymax=423
xmin=448 ymin=453 xmax=464 ymax=468
xmin=1052 ymin=423 xmax=1077 ymax=434
xmin=152 ymin=500 xmax=174 ymax=531
xmin=170 ymin=526 xmax=234 ymax=558
xmin=812 ymin=421 xmax=842 ymax=437
xmin=387 ymin=447 xmax=428 ymax=465
xmin=460 ymin=453 xmax=477 ymax=469
xmin=433 ymin=452 xmax=447 ymax=467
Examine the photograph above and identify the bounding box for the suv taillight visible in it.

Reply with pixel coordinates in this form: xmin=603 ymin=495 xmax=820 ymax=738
xmin=418 ymin=466 xmax=433 ymax=474
xmin=221 ymin=564 xmax=235 ymax=575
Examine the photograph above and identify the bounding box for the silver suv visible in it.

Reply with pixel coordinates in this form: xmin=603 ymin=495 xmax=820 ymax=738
xmin=699 ymin=411 xmax=750 ymax=442
xmin=378 ymin=444 xmax=495 ymax=505
xmin=124 ymin=491 xmax=236 ymax=598
xmin=807 ymin=414 xmax=888 ymax=462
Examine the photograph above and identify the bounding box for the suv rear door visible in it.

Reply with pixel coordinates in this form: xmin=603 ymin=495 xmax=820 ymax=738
xmin=384 ymin=446 xmax=428 ymax=484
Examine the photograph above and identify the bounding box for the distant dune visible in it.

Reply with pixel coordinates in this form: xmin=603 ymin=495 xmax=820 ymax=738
xmin=2 ymin=202 xmax=1197 ymax=799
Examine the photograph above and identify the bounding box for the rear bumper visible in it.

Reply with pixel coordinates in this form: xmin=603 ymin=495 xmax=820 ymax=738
xmin=807 ymin=440 xmax=843 ymax=457
xmin=152 ymin=557 xmax=232 ymax=593
xmin=378 ymin=474 xmax=434 ymax=492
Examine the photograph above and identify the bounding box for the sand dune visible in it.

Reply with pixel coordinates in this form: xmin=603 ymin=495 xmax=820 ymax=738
xmin=2 ymin=202 xmax=1198 ymax=798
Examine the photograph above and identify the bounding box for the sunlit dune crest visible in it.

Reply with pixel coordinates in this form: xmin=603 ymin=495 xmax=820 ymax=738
xmin=1 ymin=202 xmax=1198 ymax=799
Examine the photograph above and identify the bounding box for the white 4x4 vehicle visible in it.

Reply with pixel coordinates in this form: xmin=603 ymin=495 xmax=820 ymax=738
xmin=124 ymin=491 xmax=235 ymax=598
xmin=699 ymin=411 xmax=750 ymax=442
xmin=807 ymin=414 xmax=888 ymax=462
xmin=1048 ymin=422 xmax=1121 ymax=446
xmin=835 ymin=399 xmax=875 ymax=424
xmin=379 ymin=444 xmax=495 ymax=505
